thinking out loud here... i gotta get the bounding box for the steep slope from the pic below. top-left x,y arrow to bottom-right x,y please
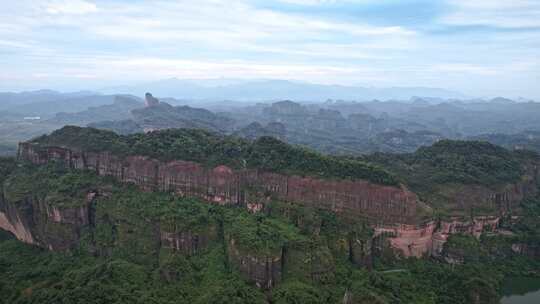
364,140 -> 540,216
15,126 -> 540,259
27,126 -> 399,185
0,164 -> 376,296
1,149 -> 539,303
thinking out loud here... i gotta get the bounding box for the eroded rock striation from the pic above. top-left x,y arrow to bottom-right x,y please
374,216 -> 501,258
13,140 -> 539,259
17,142 -> 420,225
0,188 -> 95,250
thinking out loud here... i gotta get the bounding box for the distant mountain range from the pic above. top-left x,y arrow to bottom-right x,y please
99,78 -> 467,101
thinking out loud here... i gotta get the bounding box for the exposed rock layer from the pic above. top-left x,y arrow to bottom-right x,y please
18,142 -> 420,225
374,216 -> 501,258
16,142 -> 540,258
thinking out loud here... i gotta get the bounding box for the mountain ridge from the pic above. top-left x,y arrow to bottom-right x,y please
99,78 -> 467,101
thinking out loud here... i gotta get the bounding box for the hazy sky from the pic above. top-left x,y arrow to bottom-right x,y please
1,0 -> 539,98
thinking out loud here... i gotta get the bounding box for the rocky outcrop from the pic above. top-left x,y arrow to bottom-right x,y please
0,193 -> 94,251
0,197 -> 35,245
145,92 -> 159,107
512,243 -> 540,258
132,99 -> 236,133
16,142 -> 539,261
160,227 -> 217,256
18,142 -> 421,225
349,237 -> 373,268
374,216 -> 501,258
442,181 -> 538,215
226,237 -> 282,289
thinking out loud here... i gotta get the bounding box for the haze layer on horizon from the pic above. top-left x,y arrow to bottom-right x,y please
1,0 -> 539,99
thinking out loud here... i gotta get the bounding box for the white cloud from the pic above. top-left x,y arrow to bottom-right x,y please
441,0 -> 540,28
276,0 -> 376,5
0,39 -> 33,49
0,0 -> 538,97
0,0 -> 416,64
81,0 -> 415,42
44,0 -> 97,15
277,0 -> 337,4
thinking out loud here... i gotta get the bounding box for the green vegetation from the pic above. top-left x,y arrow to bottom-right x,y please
0,157 -> 17,184
30,126 -> 398,185
248,136 -> 398,185
0,229 -> 264,304
224,211 -> 306,255
513,195 -> 540,245
2,162 -> 108,207
4,227 -> 538,304
1,150 -> 539,303
443,234 -> 483,263
363,139 -> 539,215
366,140 -> 524,188
413,140 -> 523,185
3,162 -> 63,203
471,131 -> 540,154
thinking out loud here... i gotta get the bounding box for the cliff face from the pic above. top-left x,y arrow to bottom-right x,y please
226,237 -> 283,289
160,229 -> 215,256
435,179 -> 539,215
0,196 -> 35,245
0,191 -> 93,250
16,142 -> 538,259
512,243 -> 540,258
374,216 -> 501,258
13,143 -> 540,264
18,142 -> 420,225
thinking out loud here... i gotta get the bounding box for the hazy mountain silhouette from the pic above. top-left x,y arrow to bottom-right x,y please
100,78 -> 466,101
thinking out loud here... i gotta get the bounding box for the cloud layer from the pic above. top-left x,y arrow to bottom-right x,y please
0,0 -> 538,98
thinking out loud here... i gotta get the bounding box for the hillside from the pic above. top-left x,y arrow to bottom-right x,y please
50,95 -> 143,125
1,160 -> 539,303
364,140 -> 540,215
470,131 -> 540,153
30,126 -> 398,186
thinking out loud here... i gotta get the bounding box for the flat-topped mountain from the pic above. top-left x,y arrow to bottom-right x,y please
1,126 -> 539,303
28,126 -> 398,186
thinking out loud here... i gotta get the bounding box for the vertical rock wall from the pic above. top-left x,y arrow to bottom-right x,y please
374,216 -> 501,258
17,143 -> 421,225
15,142 -> 536,259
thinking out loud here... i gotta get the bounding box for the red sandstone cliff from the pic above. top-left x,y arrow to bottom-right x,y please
17,142 -> 421,225
373,216 -> 501,258
15,142 -> 537,260
0,190 -> 94,250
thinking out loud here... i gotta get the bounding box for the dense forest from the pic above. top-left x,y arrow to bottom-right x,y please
1,163 -> 539,303
31,126 -> 398,186
2,0 -> 540,302
363,140 -> 529,187
361,140 -> 540,215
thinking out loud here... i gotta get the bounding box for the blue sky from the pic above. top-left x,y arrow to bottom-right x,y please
0,0 -> 539,98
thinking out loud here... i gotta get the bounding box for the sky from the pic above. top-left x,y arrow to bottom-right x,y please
0,0 -> 539,98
